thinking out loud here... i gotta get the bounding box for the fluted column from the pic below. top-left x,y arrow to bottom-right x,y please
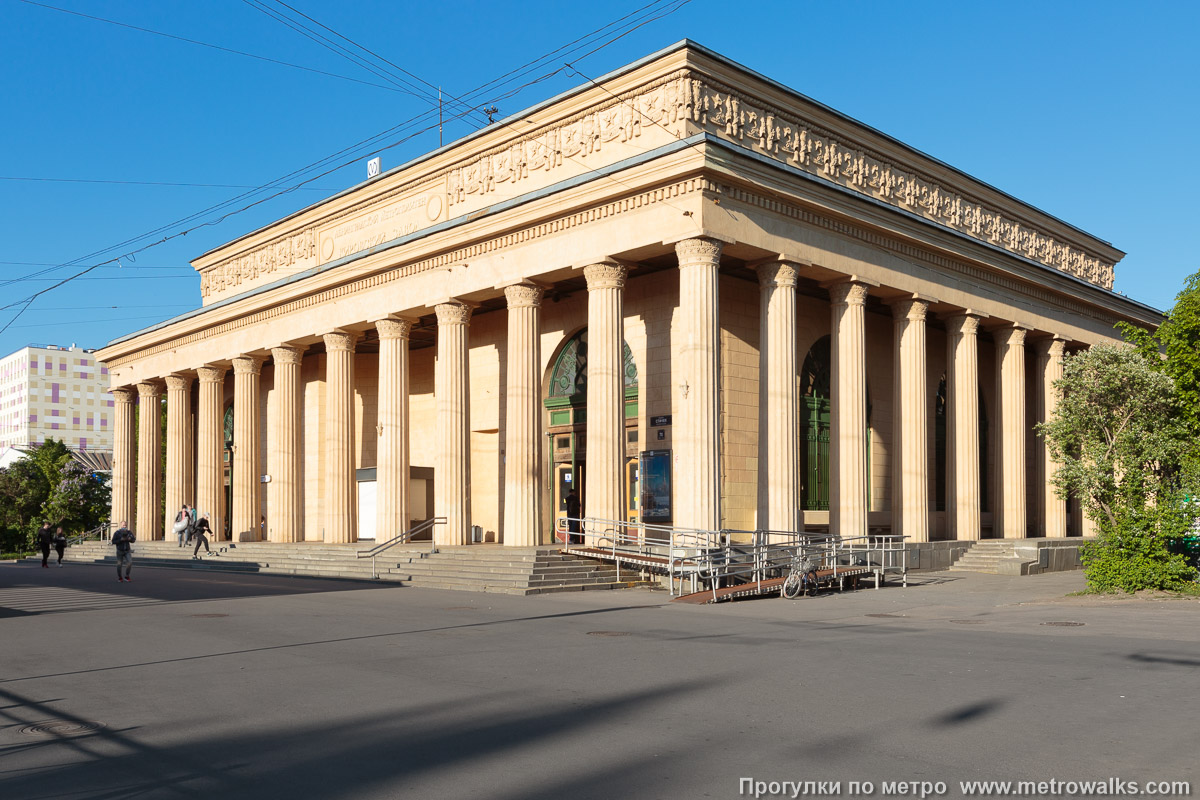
376,319 -> 413,541
503,285 -> 544,546
756,260 -> 800,534
323,332 -> 357,543
1036,337 -> 1067,538
136,381 -> 163,539
232,355 -> 263,542
676,238 -> 723,532
829,281 -> 869,541
435,303 -> 472,546
269,345 -> 303,543
890,298 -> 930,543
196,366 -> 226,537
996,326 -> 1028,539
946,314 -> 982,541
584,263 -> 627,537
111,387 -> 136,530
164,374 -> 191,530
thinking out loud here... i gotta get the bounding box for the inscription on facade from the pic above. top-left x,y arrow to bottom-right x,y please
318,190 -> 444,264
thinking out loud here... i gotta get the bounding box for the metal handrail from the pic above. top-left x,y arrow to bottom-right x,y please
66,522 -> 116,546
357,517 -> 446,578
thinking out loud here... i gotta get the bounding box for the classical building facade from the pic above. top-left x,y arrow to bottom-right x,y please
97,42 -> 1158,547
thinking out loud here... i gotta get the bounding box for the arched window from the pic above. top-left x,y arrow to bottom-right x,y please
543,329 -> 638,425
801,337 -> 832,511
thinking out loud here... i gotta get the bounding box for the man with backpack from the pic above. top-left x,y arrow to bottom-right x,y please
112,522 -> 136,583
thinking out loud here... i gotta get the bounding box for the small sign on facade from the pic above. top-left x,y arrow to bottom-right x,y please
650,415 -> 672,427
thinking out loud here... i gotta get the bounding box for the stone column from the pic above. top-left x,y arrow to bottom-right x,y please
269,345 -> 304,543
584,263 -> 627,535
136,381 -> 163,539
196,366 -> 226,538
889,298 -> 930,543
376,319 -> 413,541
995,326 -> 1028,539
945,314 -> 982,541
232,355 -> 263,542
164,374 -> 192,536
111,387 -> 136,530
756,260 -> 800,534
676,238 -> 723,532
1036,337 -> 1067,538
829,281 -> 870,541
503,285 -> 544,546
435,303 -> 472,546
323,332 -> 357,544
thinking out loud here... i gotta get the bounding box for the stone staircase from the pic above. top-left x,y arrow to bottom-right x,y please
946,540 -> 1019,574
46,540 -> 651,595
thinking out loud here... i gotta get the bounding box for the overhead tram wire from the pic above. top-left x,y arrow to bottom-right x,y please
0,176 -> 332,190
16,0 -> 410,94
0,1 -> 693,329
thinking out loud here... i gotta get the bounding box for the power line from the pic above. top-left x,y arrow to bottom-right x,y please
16,0 -> 410,94
0,176 -> 331,190
0,0 -> 692,334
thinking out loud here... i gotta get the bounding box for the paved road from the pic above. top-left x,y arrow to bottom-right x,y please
1,561 -> 1196,799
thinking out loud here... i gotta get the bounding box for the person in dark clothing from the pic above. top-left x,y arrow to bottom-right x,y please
565,490 -> 582,545
112,522 -> 135,583
53,527 -> 67,567
37,523 -> 53,568
192,513 -> 212,558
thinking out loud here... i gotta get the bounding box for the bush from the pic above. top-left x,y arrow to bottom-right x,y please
1080,498 -> 1199,592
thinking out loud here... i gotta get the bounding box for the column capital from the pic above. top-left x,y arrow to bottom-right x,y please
322,331 -> 357,353
754,260 -> 800,289
1033,335 -> 1068,357
435,302 -> 473,326
945,312 -> 986,336
232,354 -> 265,375
828,280 -> 870,307
583,262 -> 627,291
995,325 -> 1029,349
375,318 -> 416,340
674,237 -> 723,267
164,373 -> 192,393
111,386 -> 136,405
136,381 -> 163,399
888,297 -> 929,322
504,283 -> 544,308
197,364 -> 227,384
271,344 -> 304,365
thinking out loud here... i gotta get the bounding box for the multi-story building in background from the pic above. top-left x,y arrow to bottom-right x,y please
0,343 -> 113,467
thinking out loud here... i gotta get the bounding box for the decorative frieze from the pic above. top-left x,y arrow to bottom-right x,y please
200,228 -> 317,299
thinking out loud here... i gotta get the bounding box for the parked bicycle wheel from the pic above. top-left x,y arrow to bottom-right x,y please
782,572 -> 803,599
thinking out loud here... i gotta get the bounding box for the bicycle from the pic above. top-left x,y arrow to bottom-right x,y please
781,549 -> 820,599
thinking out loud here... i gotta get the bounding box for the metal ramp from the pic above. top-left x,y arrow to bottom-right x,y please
559,517 -> 908,603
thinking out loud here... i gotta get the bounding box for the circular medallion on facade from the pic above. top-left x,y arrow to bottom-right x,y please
321,237 -> 335,262
426,194 -> 443,221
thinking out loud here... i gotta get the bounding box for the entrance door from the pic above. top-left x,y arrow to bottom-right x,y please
554,462 -> 584,538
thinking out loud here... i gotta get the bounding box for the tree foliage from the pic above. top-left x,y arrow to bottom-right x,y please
0,438 -> 110,553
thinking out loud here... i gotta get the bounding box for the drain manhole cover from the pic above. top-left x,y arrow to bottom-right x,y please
20,721 -> 106,737
1042,621 -> 1085,627
866,613 -> 906,619
587,631 -> 630,637
949,619 -> 984,625
190,613 -> 229,618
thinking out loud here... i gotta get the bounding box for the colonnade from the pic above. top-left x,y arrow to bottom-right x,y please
108,238 -> 1073,546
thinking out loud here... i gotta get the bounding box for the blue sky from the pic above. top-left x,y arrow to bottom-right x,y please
1,0 -> 1196,356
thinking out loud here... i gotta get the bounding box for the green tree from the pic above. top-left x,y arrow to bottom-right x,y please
0,458 -> 49,553
1039,344 -> 1198,591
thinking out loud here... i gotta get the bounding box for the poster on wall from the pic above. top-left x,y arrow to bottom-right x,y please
639,449 -> 672,522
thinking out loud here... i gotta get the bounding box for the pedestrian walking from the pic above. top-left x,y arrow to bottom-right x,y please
53,526 -> 67,567
37,522 -> 53,568
566,490 -> 582,545
172,505 -> 190,547
112,522 -> 135,583
192,513 -> 212,558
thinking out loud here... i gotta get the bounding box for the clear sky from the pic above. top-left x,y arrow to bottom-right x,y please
1,0 -> 1196,357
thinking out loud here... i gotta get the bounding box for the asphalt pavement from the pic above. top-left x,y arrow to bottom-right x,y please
1,560 -> 1196,799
